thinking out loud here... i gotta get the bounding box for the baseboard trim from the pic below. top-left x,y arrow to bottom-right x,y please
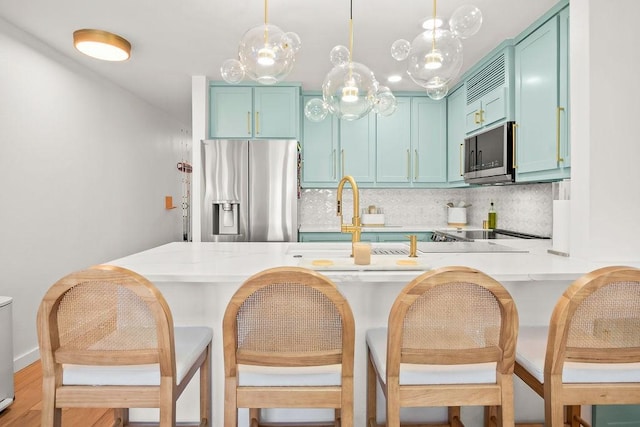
14,347 -> 39,371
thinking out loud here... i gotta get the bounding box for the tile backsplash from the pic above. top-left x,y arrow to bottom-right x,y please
299,183 -> 553,237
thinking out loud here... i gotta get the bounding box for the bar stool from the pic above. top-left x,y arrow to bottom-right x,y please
366,265 -> 518,427
37,264 -> 212,427
223,266 -> 355,427
515,265 -> 640,427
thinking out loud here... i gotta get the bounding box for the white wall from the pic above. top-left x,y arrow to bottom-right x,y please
570,0 -> 640,262
0,19 -> 188,369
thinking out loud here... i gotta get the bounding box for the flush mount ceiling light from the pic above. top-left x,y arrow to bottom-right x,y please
391,0 -> 482,100
73,29 -> 131,61
303,0 -> 397,122
220,0 -> 301,85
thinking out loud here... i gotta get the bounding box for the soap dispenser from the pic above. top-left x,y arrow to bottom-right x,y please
488,202 -> 497,229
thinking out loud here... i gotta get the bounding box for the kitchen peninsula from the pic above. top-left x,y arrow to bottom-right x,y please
108,240 -> 627,427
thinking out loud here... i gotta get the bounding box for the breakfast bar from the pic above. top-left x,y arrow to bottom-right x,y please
108,240 -> 616,427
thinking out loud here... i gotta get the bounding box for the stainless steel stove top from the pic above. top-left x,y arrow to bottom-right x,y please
433,229 -> 550,242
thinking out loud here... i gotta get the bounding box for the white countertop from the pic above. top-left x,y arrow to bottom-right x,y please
108,240 -> 617,284
106,240 -> 638,427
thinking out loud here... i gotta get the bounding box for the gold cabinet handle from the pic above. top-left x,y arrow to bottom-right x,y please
255,112 -> 260,134
247,112 -> 251,135
556,107 -> 565,163
474,111 -> 481,124
406,149 -> 410,180
341,149 -> 345,177
332,149 -> 336,179
512,123 -> 518,169
459,143 -> 464,176
479,109 -> 484,124
414,149 -> 419,180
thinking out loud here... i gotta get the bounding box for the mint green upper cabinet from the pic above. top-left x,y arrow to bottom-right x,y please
447,87 -> 467,185
253,87 -> 299,138
340,113 -> 376,183
376,97 -> 411,183
209,86 -> 253,138
515,7 -> 570,182
464,48 -> 514,134
376,97 -> 445,185
300,96 -> 374,186
301,96 -> 339,185
412,98 -> 447,183
209,85 -> 299,139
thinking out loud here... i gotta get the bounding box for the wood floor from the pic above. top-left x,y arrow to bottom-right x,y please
0,361 -> 113,427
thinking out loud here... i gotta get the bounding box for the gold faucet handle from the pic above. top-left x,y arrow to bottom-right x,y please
405,234 -> 418,258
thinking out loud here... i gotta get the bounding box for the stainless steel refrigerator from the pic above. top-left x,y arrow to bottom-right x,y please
201,139 -> 298,242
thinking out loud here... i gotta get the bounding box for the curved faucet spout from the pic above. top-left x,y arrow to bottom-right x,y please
337,175 -> 361,254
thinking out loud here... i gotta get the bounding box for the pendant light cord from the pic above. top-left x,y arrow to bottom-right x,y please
264,0 -> 269,44
431,0 -> 437,51
349,0 -> 353,63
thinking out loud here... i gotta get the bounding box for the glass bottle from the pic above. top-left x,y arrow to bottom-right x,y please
488,202 -> 497,229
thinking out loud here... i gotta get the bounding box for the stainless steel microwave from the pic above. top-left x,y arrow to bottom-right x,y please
463,121 -> 516,184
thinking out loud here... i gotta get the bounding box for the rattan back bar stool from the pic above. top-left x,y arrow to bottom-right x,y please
37,264 -> 212,427
366,265 -> 519,427
223,266 -> 355,427
515,265 -> 640,427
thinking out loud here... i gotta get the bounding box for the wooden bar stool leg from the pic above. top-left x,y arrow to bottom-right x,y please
485,406 -> 499,427
113,408 -> 129,426
249,408 -> 260,427
449,406 -> 462,426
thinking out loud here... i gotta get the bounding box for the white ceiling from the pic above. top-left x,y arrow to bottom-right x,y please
0,0 -> 560,125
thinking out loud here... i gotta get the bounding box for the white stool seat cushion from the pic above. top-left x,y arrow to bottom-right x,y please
63,326 -> 212,387
366,327 -> 496,386
238,364 -> 342,387
516,325 -> 640,384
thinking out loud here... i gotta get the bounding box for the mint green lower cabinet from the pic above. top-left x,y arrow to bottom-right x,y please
298,232 -> 375,242
376,232 -> 432,242
298,232 -> 432,243
593,405 -> 640,426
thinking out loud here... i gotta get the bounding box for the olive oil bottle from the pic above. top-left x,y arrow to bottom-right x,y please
488,202 -> 497,229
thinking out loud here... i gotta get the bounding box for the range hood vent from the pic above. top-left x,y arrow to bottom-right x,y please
466,53 -> 506,105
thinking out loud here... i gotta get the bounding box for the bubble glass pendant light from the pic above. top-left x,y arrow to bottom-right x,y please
220,0 -> 301,85
305,0 -> 396,122
391,0 -> 482,99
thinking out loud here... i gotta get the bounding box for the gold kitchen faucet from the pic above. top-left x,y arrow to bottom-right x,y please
337,175 -> 361,257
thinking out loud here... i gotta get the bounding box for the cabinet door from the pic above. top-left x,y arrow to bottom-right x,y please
209,86 -> 253,138
340,113 -> 376,182
376,97 -> 412,183
377,232 -> 432,242
515,16 -> 561,175
412,98 -> 447,183
301,96 -> 339,185
465,99 -> 483,134
253,86 -> 299,138
447,88 -> 467,184
482,87 -> 508,128
559,7 -> 570,168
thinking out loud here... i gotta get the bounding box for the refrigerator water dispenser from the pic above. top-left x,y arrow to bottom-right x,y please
212,202 -> 239,235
